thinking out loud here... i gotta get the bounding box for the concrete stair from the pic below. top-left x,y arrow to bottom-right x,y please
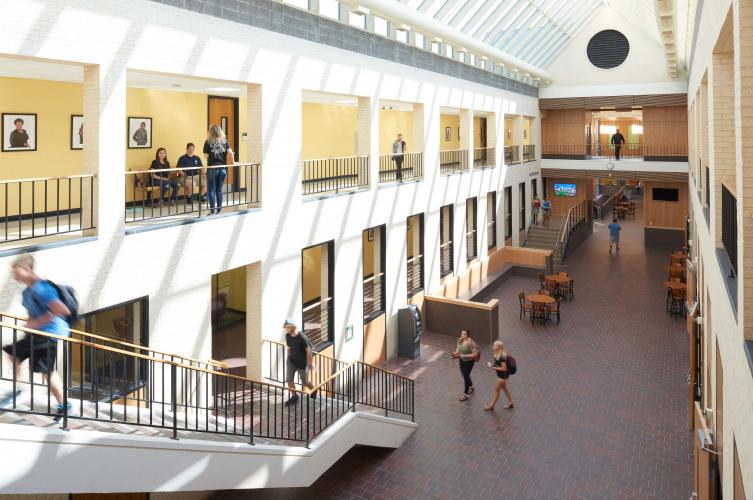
523,215 -> 564,251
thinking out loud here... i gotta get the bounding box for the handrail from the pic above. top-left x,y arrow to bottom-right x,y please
301,154 -> 369,163
597,185 -> 626,220
126,163 -> 254,176
362,272 -> 385,284
0,173 -> 96,185
554,198 -> 592,263
406,254 -> 423,264
521,204 -> 539,247
0,322 -> 415,445
302,296 -> 332,313
0,312 -> 228,370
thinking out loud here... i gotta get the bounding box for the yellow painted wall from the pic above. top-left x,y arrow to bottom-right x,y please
379,109 -> 413,155
363,230 -> 375,277
440,114 -> 460,150
301,103 -> 357,159
216,266 -> 247,312
303,244 -> 323,303
504,118 -> 516,144
523,117 -> 533,145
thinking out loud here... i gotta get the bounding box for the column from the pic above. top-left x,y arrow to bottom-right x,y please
412,103 -> 425,178
246,84 -> 263,206
487,112 -> 498,168
357,96 -> 378,185
245,261 -> 263,379
514,115 -> 524,164
83,63 -> 126,240
460,109 -> 473,170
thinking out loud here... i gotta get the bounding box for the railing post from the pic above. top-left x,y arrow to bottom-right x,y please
249,381 -> 255,445
62,340 -> 69,430
171,363 -> 178,440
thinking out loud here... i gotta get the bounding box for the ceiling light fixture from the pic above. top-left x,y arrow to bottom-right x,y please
206,87 -> 238,92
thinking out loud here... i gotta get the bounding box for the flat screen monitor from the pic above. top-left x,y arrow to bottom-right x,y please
652,188 -> 679,202
553,183 -> 577,197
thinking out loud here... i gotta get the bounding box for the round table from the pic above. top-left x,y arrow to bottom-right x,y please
663,281 -> 687,290
545,274 -> 570,284
527,294 -> 555,324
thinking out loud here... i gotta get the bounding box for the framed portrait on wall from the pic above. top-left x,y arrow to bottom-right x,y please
507,128 -> 512,140
71,115 -> 84,150
367,228 -> 375,242
523,129 -> 528,140
2,113 -> 37,152
444,126 -> 451,141
128,116 -> 152,149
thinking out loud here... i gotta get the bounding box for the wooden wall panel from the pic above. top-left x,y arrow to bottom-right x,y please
644,181 -> 688,229
541,108 -> 588,147
643,105 -> 689,149
363,314 -> 386,365
545,178 -> 593,215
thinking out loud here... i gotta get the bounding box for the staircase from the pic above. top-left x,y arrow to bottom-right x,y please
523,215 -> 564,251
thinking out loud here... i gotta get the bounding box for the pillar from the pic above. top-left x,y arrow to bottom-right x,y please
245,261 -> 263,379
460,109 -> 473,170
357,96 -> 378,186
246,84 -> 263,206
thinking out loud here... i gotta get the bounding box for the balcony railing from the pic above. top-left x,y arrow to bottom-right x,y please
406,254 -> 424,297
125,163 -> 260,224
0,174 -> 96,244
466,230 -> 477,261
303,296 -> 332,351
0,322 -> 414,448
440,149 -> 469,174
504,146 -> 520,165
378,152 -> 423,183
363,273 -> 385,322
541,144 -> 688,162
523,144 -> 536,162
473,147 -> 495,169
302,156 -> 369,195
439,241 -> 453,278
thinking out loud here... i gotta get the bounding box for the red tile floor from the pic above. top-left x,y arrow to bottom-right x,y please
216,202 -> 693,499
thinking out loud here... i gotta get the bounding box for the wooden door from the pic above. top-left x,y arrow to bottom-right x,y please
694,402 -> 714,500
364,314 -> 386,365
208,96 -> 239,187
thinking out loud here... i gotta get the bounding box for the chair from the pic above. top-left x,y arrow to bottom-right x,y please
538,289 -> 551,296
538,272 -> 546,289
530,301 -> 548,325
518,292 -> 531,319
558,272 -> 568,277
627,205 -> 636,220
562,279 -> 574,301
669,288 -> 686,316
545,277 -> 557,295
546,297 -> 562,324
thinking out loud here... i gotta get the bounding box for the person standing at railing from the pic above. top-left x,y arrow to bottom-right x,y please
392,133 -> 407,181
283,319 -> 317,406
203,125 -> 235,216
451,329 -> 478,402
611,128 -> 626,161
149,148 -> 179,205
1,255 -> 71,421
176,143 -> 206,203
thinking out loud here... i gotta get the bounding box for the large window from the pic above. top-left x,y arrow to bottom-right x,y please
407,213 -> 424,297
519,182 -> 526,232
487,192 -> 497,249
363,225 -> 386,323
302,241 -> 335,351
466,197 -> 477,262
721,185 -> 737,275
504,186 -> 512,240
440,204 -> 454,278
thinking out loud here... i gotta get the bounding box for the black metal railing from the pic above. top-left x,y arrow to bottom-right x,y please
541,144 -> 688,161
523,144 -> 536,162
302,156 -> 369,195
554,198 -> 593,263
473,147 -> 495,168
363,273 -> 385,322
439,242 -> 453,278
0,174 -> 96,243
466,230 -> 477,261
125,163 -> 260,224
721,185 -> 737,276
595,185 -> 626,220
504,146 -> 520,165
303,297 -> 332,352
406,254 -> 424,297
0,322 -> 414,448
440,149 -> 468,174
378,152 -> 423,183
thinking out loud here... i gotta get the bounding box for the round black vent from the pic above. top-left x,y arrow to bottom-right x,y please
587,30 -> 630,69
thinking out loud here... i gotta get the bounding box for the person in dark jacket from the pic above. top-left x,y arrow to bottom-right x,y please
611,129 -> 626,160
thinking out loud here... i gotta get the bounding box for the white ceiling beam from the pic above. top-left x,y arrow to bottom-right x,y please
653,0 -> 678,77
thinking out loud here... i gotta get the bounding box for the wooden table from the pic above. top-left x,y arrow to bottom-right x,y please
527,294 -> 555,325
663,281 -> 687,290
545,275 -> 570,297
671,252 -> 688,260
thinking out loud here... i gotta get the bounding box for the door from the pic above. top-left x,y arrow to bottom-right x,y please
208,96 -> 239,188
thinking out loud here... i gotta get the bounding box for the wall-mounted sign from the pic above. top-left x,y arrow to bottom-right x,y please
345,324 -> 353,342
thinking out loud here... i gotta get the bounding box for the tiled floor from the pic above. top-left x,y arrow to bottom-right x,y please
219,198 -> 693,499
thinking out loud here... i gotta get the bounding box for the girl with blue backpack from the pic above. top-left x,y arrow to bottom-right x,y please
484,340 -> 516,411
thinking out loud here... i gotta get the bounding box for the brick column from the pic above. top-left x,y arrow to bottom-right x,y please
487,111 -> 498,168
83,63 -> 125,240
245,261 -> 263,379
514,116 -> 524,164
246,84 -> 262,207
710,51 -> 735,244
412,103 -> 425,177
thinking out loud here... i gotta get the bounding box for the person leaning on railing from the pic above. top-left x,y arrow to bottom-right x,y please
176,142 -> 207,203
0,254 -> 71,421
149,148 -> 179,205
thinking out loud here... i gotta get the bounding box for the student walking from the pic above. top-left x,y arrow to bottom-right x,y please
392,133 -> 406,181
452,329 -> 478,401
608,217 -> 622,254
611,128 -> 626,160
541,196 -> 552,226
484,340 -> 514,411
203,125 -> 235,215
283,319 -> 317,406
1,255 -> 72,421
532,195 -> 541,225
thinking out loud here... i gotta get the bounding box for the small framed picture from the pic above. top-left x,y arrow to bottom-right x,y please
71,115 -> 84,150
507,128 -> 512,140
367,228 -> 375,242
2,113 -> 37,152
128,116 -> 152,149
523,129 -> 528,140
444,126 -> 451,141
457,127 -> 461,140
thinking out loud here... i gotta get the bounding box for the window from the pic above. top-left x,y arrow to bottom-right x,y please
458,52 -> 466,63
466,197 -> 478,262
445,44 -> 454,59
319,0 -> 339,19
374,16 -> 388,36
363,226 -> 386,322
348,11 -> 366,29
430,41 -> 441,54
440,204 -> 454,278
414,32 -> 425,49
704,166 -> 710,207
302,241 -> 335,351
721,185 -> 737,276
519,182 -> 526,231
504,186 -> 512,240
407,214 -> 424,297
396,29 -> 408,44
470,53 -> 476,66
285,0 -> 309,9
487,192 -> 497,249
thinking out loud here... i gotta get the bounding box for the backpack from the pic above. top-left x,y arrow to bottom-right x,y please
473,341 -> 481,362
46,281 -> 79,325
505,354 -> 517,375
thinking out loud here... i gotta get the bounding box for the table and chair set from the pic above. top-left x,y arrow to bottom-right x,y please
664,250 -> 688,316
518,272 -> 574,325
614,201 -> 636,220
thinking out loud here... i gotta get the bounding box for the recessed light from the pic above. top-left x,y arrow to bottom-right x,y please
206,87 -> 237,92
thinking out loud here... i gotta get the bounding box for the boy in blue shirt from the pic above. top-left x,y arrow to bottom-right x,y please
608,218 -> 622,254
1,254 -> 71,420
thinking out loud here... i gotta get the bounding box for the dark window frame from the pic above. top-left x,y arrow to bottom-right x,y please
504,186 -> 512,240
302,240 -> 335,352
440,204 -> 454,278
363,225 -> 387,323
407,213 -> 425,298
466,197 -> 478,262
487,192 -> 497,249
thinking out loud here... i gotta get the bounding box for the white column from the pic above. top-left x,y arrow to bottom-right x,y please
460,109 -> 473,170
357,96 -> 378,186
412,103 -> 425,179
246,84 -> 262,206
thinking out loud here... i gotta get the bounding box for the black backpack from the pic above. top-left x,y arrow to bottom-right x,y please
46,281 -> 79,325
506,354 -> 517,375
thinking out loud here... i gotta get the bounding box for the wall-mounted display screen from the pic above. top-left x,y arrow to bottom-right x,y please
652,188 -> 679,202
553,183 -> 577,197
